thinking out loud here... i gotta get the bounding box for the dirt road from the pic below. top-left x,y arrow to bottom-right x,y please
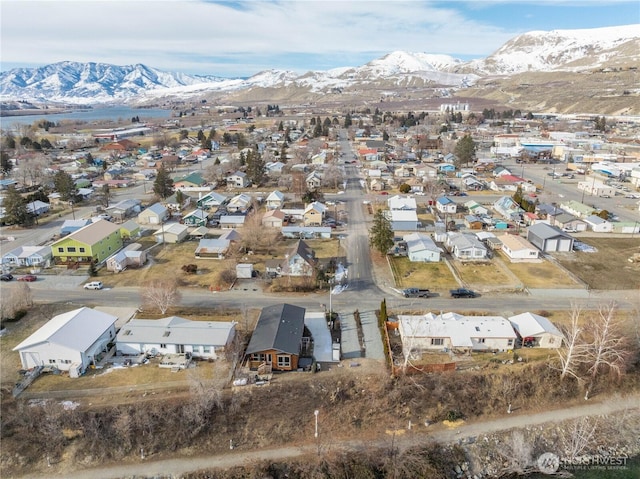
16,393 -> 640,479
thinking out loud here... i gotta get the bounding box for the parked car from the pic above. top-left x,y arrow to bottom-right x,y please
402,287 -> 431,298
450,288 -> 477,298
17,274 -> 37,282
83,281 -> 104,290
0,273 -> 14,281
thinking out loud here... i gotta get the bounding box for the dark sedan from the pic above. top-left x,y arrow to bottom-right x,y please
450,288 -> 477,298
0,273 -> 14,281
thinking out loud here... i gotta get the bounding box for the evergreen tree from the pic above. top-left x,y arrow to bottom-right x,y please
245,149 -> 265,186
344,113 -> 352,128
1,151 -> 13,175
53,170 -> 77,201
383,130 -> 389,141
2,186 -> 31,226
153,164 -> 174,199
369,209 -> 394,255
454,134 -> 476,166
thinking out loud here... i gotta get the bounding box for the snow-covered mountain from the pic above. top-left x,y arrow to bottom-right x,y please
1,25 -> 637,105
465,24 -> 640,75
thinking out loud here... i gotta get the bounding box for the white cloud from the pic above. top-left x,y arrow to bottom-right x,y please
0,0 -> 537,76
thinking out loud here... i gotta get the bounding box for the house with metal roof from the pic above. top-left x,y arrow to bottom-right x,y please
153,222 -> 189,244
445,232 -> 488,260
2,245 -> 52,267
499,233 -> 539,262
508,312 -> 563,349
194,238 -> 230,259
106,243 -> 146,272
196,191 -> 228,209
245,304 -> 308,371
583,214 -> 613,233
137,202 -> 169,225
13,307 -> 117,376
116,316 -> 236,360
266,190 -> 286,210
397,311 -> 517,354
436,196 -> 457,215
388,210 -> 419,231
403,233 -> 441,262
183,208 -> 210,227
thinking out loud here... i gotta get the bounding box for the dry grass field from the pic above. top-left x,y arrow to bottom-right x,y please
497,252 -> 582,289
96,237 -> 345,290
453,260 -> 516,288
389,257 -> 458,291
554,237 -> 640,290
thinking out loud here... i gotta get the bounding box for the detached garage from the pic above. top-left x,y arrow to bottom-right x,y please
526,223 -> 574,253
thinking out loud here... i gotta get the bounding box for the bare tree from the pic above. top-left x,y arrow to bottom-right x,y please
559,416 -> 599,461
322,163 -> 344,189
556,303 -> 589,381
239,211 -> 263,253
140,279 -> 181,314
584,302 -> 631,399
0,282 -> 33,320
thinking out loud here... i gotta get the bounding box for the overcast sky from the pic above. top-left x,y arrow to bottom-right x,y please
1,0 -> 638,77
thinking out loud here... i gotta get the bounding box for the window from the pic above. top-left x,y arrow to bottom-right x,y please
251,353 -> 266,362
67,247 -> 76,253
160,343 -> 167,349
277,355 -> 291,368
49,359 -> 57,364
507,339 -> 514,346
192,345 -> 200,353
79,247 -> 85,253
430,338 -> 444,346
478,338 -> 486,343
61,359 -> 72,364
549,338 -> 555,345
58,247 -> 64,253
203,346 -> 211,353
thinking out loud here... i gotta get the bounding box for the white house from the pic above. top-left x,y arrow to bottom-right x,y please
13,307 -> 117,376
499,234 -> 540,262
2,245 -> 52,267
398,312 -> 517,354
403,233 -> 441,262
26,200 -> 50,216
116,316 -> 236,360
445,232 -> 488,260
436,196 -> 457,215
583,215 -> 613,233
226,171 -> 249,188
509,312 -> 563,349
226,193 -> 252,213
388,195 -> 417,211
265,190 -> 285,210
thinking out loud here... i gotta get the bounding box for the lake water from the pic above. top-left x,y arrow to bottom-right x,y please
0,106 -> 174,128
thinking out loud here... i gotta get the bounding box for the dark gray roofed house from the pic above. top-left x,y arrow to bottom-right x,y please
527,223 -> 574,252
245,304 -> 307,371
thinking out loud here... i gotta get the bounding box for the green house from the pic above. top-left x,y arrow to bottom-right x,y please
51,219 -> 123,265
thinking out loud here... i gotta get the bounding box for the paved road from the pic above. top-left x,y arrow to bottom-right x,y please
16,393 -> 640,479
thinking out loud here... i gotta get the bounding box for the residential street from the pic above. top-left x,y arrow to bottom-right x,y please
16,393 -> 640,479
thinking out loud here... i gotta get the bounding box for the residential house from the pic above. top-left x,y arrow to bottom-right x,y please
116,316 -> 236,360
403,233 -> 441,262
219,215 -> 246,229
137,203 -> 169,225
445,232 -> 488,260
13,307 -> 117,376
550,213 -> 587,232
265,161 -> 286,175
26,200 -> 50,216
226,171 -> 249,188
493,196 -> 524,221
265,190 -> 285,210
154,222 -> 189,244
119,219 -> 141,240
196,191 -> 228,209
560,200 -> 595,219
464,200 -> 489,217
388,195 -> 417,211
106,243 -> 146,272
60,219 -> 92,236
499,234 -> 540,262
182,208 -> 210,227
51,219 -> 123,265
405,178 -> 424,193
527,223 -> 574,253
245,304 -> 307,371
583,215 -> 613,233
509,312 -> 563,349
303,202 -> 326,226
194,238 -> 230,259
306,172 -> 322,191
2,245 -> 52,268
106,199 -> 142,222
388,210 -> 419,232
397,311 -> 517,354
268,240 -> 316,277
173,172 -> 207,189
226,193 -> 252,213
370,178 -> 386,191
281,226 -> 332,239
436,196 -> 457,215
464,215 -> 484,230
262,209 -> 286,228
164,192 -> 191,212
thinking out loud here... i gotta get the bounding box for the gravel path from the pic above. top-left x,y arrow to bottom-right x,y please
16,393 -> 639,479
